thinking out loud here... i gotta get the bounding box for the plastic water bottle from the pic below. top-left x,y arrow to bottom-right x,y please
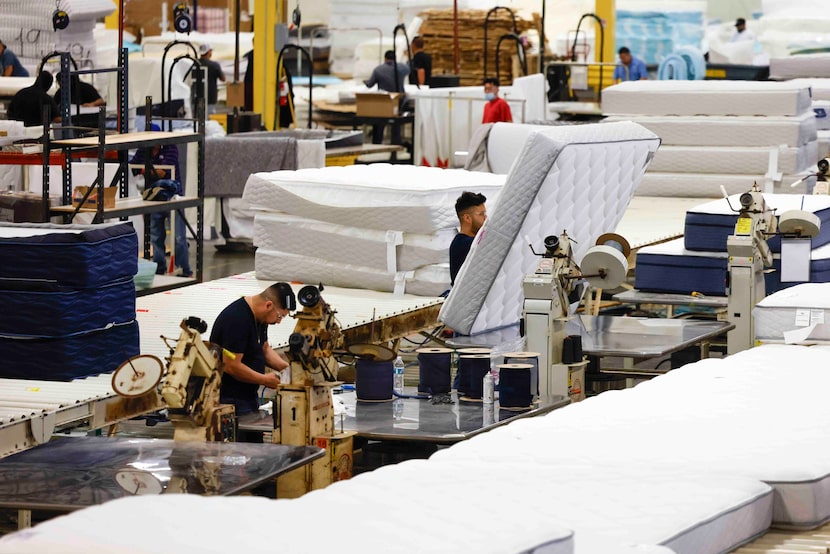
393,356 -> 405,394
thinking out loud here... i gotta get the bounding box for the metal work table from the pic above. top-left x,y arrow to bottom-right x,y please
0,436 -> 323,528
239,390 -> 570,445
614,289 -> 728,317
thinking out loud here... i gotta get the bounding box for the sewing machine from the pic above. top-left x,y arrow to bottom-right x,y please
726,185 -> 821,354
522,232 -> 629,401
275,284 -> 354,497
112,316 -> 235,442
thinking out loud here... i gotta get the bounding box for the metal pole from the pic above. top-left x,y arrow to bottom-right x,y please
453,0 -> 459,75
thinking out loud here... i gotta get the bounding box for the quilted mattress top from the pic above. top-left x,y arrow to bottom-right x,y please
756,282 -> 830,308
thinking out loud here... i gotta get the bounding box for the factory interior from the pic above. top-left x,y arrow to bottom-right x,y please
3,0 -> 830,552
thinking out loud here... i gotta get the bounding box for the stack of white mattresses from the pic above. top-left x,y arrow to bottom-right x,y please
754,282 -> 830,344
604,80 -> 819,197
242,164 -> 505,296
634,194 -> 830,296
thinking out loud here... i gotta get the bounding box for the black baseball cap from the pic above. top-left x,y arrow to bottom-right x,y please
735,18 -> 746,27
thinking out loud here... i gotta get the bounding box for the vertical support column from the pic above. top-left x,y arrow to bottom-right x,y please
118,47 -> 130,200
253,0 -> 286,129
94,105 -> 106,224
60,53 -> 73,209
196,97 -> 205,282
595,0 -> 616,87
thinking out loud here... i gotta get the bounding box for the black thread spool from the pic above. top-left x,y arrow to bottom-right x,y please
458,354 -> 491,401
416,347 -> 453,395
497,363 -> 534,409
354,359 -> 393,401
504,351 -> 540,399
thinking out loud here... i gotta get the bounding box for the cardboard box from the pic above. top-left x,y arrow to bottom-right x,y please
355,92 -> 403,118
71,186 -> 116,209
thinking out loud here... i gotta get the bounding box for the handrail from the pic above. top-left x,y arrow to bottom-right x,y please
392,23 -> 415,92
484,6 -> 518,79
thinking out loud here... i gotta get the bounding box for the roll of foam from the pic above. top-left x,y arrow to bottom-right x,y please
355,359 -> 393,401
458,354 -> 491,399
504,351 -> 540,398
498,363 -> 534,408
417,347 -> 453,395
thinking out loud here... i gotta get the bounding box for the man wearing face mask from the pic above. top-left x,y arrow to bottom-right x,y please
481,77 -> 512,124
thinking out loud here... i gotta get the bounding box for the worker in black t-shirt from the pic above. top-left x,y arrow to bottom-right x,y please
449,191 -> 488,286
7,71 -> 61,126
408,35 -> 432,87
197,43 -> 226,114
54,72 -> 104,108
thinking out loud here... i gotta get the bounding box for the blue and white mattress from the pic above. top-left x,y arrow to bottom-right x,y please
684,195 -> 830,252
0,276 -> 136,338
0,222 -> 138,287
0,320 -> 139,381
441,121 -> 660,335
635,238 -> 830,296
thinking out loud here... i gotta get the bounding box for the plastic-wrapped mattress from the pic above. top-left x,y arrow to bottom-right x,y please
255,249 -> 449,297
440,121 -> 660,335
252,212 -> 452,272
754,283 -> 830,343
0,222 -> 138,287
242,164 -> 506,233
637,172 -> 813,197
604,112 -> 817,147
647,142 -> 817,175
432,343 -> 830,529
603,80 -> 812,117
684,194 -> 830,252
0,320 -> 139,381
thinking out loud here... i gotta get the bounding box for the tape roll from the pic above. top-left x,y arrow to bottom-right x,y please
580,245 -> 629,289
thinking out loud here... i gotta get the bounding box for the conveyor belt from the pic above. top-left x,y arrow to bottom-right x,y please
135,272 -> 444,360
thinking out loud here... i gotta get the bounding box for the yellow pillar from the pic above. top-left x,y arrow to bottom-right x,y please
105,6 -> 120,30
253,0 -> 287,129
595,0 -> 616,90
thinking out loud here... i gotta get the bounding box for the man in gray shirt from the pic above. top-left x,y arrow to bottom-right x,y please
363,50 -> 409,144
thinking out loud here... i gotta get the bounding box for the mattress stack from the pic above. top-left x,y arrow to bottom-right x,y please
787,78 -> 830,156
635,194 -> 830,296
603,80 -> 819,197
0,222 -> 140,381
242,165 -> 506,296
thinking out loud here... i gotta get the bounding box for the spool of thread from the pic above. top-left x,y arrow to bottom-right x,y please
497,363 -> 533,408
457,354 -> 491,399
416,347 -> 453,395
354,358 -> 394,401
562,335 -> 583,364
504,351 -> 540,398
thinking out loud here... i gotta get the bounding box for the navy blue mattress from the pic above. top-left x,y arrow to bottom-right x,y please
684,196 -> 830,253
635,240 -> 830,297
0,320 -> 140,381
0,276 -> 136,338
0,222 -> 138,287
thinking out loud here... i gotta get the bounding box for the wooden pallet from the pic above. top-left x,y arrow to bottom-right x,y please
733,522 -> 830,553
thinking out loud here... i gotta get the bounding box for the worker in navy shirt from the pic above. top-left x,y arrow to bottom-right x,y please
0,40 -> 29,77
613,46 -> 648,83
449,191 -> 488,285
210,283 -> 296,416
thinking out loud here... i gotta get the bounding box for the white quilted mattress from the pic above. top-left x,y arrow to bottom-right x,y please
754,283 -> 830,343
789,78 -> 830,101
252,212 -> 452,273
255,248 -> 449,297
241,165 -> 506,234
771,54 -> 830,80
648,142 -> 817,175
440,121 -> 660,335
433,344 -> 830,528
603,113 -> 817,147
603,80 -> 813,117
638,172 -> 813,197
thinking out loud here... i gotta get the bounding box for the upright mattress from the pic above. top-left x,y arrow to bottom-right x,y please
647,142 -> 817,175
684,194 -> 830,252
754,283 -> 830,343
0,222 -> 138,287
431,344 -> 830,529
603,80 -> 813,117
441,121 -> 660,335
603,113 -> 817,147
634,238 -> 830,296
252,212 -> 452,272
637,172 -> 813,197
242,165 -> 506,233
255,248 -> 449,297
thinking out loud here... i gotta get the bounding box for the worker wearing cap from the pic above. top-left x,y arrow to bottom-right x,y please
197,43 -> 225,114
0,40 -> 28,77
731,18 -> 755,43
210,283 -> 295,416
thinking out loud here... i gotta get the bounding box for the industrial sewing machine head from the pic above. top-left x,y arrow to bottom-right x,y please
724,184 -> 822,354
285,284 -> 343,386
523,232 -> 580,320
